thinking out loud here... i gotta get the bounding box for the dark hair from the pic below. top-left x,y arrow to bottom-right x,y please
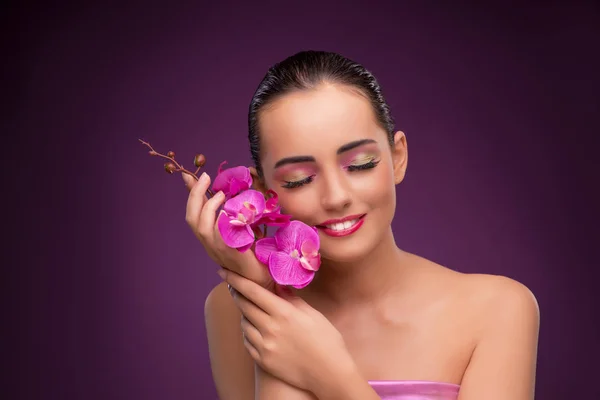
248,50 -> 396,177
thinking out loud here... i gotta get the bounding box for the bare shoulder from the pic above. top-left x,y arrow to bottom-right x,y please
205,282 -> 255,400
445,275 -> 540,397
205,281 -> 237,319
411,253 -> 539,329
451,272 -> 540,333
462,273 -> 538,312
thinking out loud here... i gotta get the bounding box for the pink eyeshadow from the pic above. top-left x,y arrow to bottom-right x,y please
340,149 -> 380,167
340,142 -> 381,163
274,165 -> 317,181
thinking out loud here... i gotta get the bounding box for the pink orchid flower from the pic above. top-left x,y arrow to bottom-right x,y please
217,189 -> 291,252
255,220 -> 321,289
212,161 -> 253,199
217,189 -> 266,252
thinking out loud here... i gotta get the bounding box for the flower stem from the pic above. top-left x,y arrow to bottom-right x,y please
139,138 -> 214,197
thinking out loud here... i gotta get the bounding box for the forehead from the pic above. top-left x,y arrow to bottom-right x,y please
258,84 -> 384,164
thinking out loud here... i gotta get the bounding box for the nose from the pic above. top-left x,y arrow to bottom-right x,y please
320,169 -> 352,211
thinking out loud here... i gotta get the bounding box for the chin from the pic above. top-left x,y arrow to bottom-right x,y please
319,243 -> 371,264
318,229 -> 386,264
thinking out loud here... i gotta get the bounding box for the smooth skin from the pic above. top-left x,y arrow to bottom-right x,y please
183,83 -> 540,399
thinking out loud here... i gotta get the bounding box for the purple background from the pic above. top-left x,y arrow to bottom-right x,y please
8,1 -> 599,399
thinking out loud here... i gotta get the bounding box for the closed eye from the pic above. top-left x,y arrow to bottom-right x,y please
282,175 -> 315,189
346,159 -> 380,171
281,159 -> 379,189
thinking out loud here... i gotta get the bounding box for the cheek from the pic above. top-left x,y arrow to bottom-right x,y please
276,194 -> 319,223
354,161 -> 396,204
354,163 -> 397,226
266,181 -> 318,222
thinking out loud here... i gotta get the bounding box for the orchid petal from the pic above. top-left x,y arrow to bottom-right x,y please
231,165 -> 253,185
228,180 -> 241,197
255,237 -> 278,265
223,190 -> 266,216
229,219 -> 246,226
268,252 -> 315,288
212,163 -> 253,198
291,279 -> 313,290
237,242 -> 253,253
275,220 -> 320,253
299,253 -> 321,271
239,205 -> 256,224
301,239 -> 319,258
254,212 -> 292,227
217,161 -> 228,175
265,189 -> 280,212
217,211 -> 254,249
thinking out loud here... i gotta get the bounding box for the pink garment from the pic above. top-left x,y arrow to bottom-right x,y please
368,380 -> 460,400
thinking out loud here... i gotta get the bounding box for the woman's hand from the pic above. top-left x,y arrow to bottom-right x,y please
218,268 -> 359,396
183,172 -> 273,288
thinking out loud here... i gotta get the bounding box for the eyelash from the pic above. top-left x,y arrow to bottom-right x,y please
346,159 -> 380,171
282,160 -> 380,189
282,175 -> 315,189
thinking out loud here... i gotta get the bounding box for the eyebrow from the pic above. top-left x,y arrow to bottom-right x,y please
273,139 -> 377,169
336,139 -> 377,154
274,155 -> 315,169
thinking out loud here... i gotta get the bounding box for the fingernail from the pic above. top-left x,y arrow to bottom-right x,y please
199,172 -> 208,184
217,269 -> 226,279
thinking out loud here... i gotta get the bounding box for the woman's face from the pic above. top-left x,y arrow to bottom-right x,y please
257,83 -> 407,263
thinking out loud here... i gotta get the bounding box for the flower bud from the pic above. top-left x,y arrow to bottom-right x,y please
164,162 -> 177,174
167,151 -> 175,158
148,150 -> 157,155
194,154 -> 206,168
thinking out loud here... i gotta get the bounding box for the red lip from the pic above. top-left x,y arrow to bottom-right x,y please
316,214 -> 366,238
318,214 -> 365,226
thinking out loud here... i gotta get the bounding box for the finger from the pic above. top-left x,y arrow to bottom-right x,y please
230,286 -> 271,330
181,172 -> 196,191
275,284 -> 311,311
185,173 -> 211,227
223,269 -> 289,316
242,331 -> 261,362
240,315 -> 263,350
198,190 -> 226,239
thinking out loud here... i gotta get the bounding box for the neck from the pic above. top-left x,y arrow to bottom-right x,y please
306,227 -> 409,306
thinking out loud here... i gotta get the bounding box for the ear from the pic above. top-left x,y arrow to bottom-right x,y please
391,131 -> 408,185
248,166 -> 269,194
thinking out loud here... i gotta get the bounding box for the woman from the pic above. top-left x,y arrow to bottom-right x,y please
182,51 -> 540,399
